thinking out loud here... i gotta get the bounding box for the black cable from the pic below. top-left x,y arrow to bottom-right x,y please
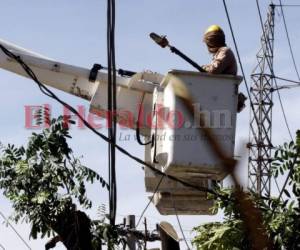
276,5 -> 300,7
222,0 -> 272,147
275,84 -> 293,140
272,1 -> 296,142
171,193 -> 191,250
274,178 -> 284,202
136,93 -> 153,146
0,44 -> 222,200
274,84 -> 300,91
0,210 -> 31,250
111,0 -> 117,228
107,0 -> 112,227
107,0 -> 117,226
278,0 -> 300,81
274,76 -> 300,85
136,175 -> 165,228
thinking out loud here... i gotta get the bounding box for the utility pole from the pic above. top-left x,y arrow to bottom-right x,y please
125,215 -> 136,250
248,4 -> 275,197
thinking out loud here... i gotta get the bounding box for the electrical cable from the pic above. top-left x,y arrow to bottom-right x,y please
222,0 -> 272,147
0,44 -> 221,200
274,178 -> 284,202
268,75 -> 300,91
0,243 -> 5,250
135,175 -> 165,228
107,0 -> 117,226
278,0 -> 300,81
0,210 -> 31,250
111,0 -> 118,228
273,84 -> 300,91
273,75 -> 300,85
275,5 -> 300,7
107,0 -> 113,227
171,193 -> 191,250
273,2 -> 298,140
275,84 -> 293,140
136,93 -> 153,146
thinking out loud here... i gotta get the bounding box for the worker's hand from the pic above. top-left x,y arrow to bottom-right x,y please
237,92 -> 247,113
201,65 -> 208,72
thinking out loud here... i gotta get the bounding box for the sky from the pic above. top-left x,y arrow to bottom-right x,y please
0,0 -> 300,249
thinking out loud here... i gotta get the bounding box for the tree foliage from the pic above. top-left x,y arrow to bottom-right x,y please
193,131 -> 300,250
0,115 -> 124,249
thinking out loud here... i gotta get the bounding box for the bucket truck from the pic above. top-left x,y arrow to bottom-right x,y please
0,38 -> 242,215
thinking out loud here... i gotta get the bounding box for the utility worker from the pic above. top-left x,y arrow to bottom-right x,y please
202,25 -> 237,75
202,25 -> 246,112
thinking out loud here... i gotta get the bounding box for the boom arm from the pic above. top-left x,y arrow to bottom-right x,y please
0,38 -> 163,136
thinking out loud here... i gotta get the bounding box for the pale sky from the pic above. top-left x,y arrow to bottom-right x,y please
0,0 -> 300,249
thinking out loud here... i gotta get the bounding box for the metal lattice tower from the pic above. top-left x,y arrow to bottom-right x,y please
248,5 -> 275,197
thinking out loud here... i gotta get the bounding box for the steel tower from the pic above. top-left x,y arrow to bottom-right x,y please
248,5 -> 275,197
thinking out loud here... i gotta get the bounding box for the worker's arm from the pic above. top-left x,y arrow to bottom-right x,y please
202,47 -> 231,74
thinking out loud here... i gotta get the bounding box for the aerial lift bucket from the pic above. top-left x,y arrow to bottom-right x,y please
145,70 -> 242,215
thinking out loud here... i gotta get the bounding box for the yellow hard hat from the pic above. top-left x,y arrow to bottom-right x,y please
205,25 -> 223,34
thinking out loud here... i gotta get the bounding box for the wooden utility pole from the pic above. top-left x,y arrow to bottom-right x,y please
125,215 -> 136,250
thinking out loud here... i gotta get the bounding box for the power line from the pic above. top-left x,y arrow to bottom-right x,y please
273,75 -> 300,85
0,210 -> 31,250
0,243 -> 5,250
274,84 -> 300,90
278,0 -> 300,81
274,178 -> 284,202
171,194 -> 191,250
274,4 -> 300,7
136,175 -> 165,228
222,0 -> 272,147
275,84 -> 293,140
107,0 -> 118,226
